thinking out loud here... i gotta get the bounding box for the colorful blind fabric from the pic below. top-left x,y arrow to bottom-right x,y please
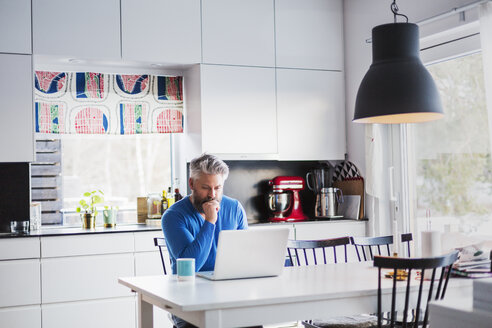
34,71 -> 183,134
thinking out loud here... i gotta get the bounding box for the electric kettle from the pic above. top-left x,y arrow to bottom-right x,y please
320,187 -> 343,218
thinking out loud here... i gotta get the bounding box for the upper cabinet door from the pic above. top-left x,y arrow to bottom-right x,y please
275,0 -> 343,70
202,0 -> 275,67
121,0 -> 201,64
0,0 -> 32,54
32,0 -> 120,60
0,54 -> 34,162
201,65 -> 277,155
277,69 -> 346,160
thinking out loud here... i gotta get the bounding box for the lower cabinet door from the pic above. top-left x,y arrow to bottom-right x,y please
41,253 -> 134,303
0,305 -> 41,328
0,259 -> 40,307
42,297 -> 135,328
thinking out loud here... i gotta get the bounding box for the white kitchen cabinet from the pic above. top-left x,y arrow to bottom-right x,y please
276,69 -> 346,160
32,0 -> 120,60
0,306 -> 41,328
202,0 -> 275,67
0,0 -> 31,54
200,64 -> 277,157
42,297 -> 135,328
121,0 -> 201,64
41,253 -> 134,303
0,259 -> 40,308
294,221 -> 365,241
275,0 -> 344,70
0,54 -> 34,162
250,223 -> 296,240
134,231 -> 163,252
41,233 -> 134,258
0,237 -> 40,260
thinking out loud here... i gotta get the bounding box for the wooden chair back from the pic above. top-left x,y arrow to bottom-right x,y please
153,237 -> 169,275
287,236 -> 351,266
374,251 -> 459,328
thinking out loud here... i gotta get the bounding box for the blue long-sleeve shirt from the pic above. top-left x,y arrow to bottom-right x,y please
161,195 -> 248,274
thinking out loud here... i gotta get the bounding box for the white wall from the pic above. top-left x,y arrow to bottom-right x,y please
343,0 -> 477,234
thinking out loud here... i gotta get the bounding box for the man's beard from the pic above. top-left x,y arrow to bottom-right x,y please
191,194 -> 222,214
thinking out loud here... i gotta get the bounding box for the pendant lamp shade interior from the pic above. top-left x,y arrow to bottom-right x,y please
353,23 -> 444,124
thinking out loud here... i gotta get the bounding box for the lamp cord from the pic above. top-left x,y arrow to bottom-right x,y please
391,0 -> 409,23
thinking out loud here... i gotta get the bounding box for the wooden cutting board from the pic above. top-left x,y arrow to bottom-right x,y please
333,177 -> 364,220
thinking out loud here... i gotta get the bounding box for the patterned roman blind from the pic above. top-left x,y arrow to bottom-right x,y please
34,71 -> 183,134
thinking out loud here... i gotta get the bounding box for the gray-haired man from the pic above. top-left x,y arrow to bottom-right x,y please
162,154 -> 261,328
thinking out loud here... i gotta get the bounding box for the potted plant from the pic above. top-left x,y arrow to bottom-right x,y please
76,190 -> 104,228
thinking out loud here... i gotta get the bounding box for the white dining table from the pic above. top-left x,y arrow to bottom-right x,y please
118,262 -> 472,328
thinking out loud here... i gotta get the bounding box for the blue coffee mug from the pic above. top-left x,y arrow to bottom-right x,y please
177,258 -> 195,281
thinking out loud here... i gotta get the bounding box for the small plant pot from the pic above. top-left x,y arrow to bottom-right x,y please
103,209 -> 117,228
81,213 -> 95,229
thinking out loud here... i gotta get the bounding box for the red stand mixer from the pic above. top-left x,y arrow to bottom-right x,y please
266,176 -> 309,222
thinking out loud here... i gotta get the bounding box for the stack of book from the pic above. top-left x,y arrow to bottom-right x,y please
451,259 -> 492,278
473,279 -> 492,312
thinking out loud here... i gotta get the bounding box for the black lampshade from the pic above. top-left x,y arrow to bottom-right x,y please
353,23 -> 443,124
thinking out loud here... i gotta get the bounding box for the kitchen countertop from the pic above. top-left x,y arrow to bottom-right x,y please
0,218 -> 367,238
0,223 -> 162,238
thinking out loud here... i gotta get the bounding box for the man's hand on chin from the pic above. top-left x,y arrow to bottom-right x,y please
202,200 -> 220,224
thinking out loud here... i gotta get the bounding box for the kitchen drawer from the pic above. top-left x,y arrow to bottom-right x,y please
134,231 -> 164,252
41,233 -> 134,258
42,297 -> 135,328
0,259 -> 40,307
0,238 -> 40,260
41,253 -> 134,303
0,305 -> 41,328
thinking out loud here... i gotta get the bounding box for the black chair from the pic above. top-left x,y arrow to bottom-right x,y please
374,251 -> 459,328
351,233 -> 413,261
153,237 -> 169,275
287,236 -> 351,266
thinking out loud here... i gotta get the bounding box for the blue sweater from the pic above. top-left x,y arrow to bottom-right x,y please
161,195 -> 248,274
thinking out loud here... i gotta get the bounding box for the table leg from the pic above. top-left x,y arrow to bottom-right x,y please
138,293 -> 154,328
204,310 -> 221,328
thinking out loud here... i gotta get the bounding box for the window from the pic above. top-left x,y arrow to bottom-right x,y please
61,134 -> 172,226
408,50 -> 492,236
32,70 -> 183,226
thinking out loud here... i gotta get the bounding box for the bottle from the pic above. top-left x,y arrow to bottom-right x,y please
161,189 -> 168,214
174,188 -> 183,202
167,187 -> 175,208
147,193 -> 162,219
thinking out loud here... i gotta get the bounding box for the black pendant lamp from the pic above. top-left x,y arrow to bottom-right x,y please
353,1 -> 444,124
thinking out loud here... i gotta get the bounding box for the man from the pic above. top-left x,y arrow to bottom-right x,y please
162,153 -> 260,328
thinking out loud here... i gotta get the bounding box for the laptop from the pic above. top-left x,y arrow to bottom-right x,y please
196,228 -> 290,280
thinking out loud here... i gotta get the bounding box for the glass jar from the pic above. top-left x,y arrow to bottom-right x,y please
147,193 -> 162,219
